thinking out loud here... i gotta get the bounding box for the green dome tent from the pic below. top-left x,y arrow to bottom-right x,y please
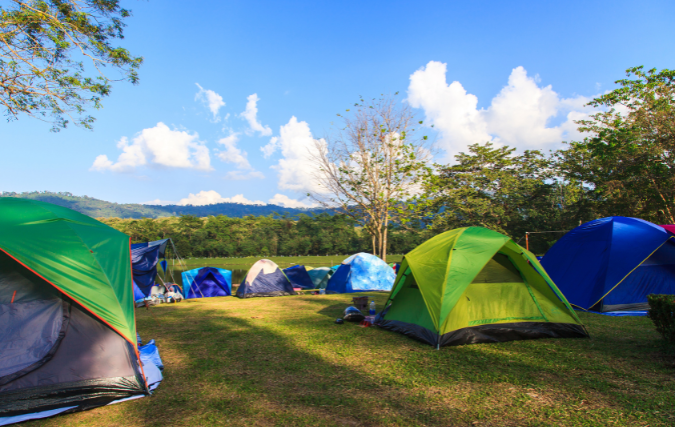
376,227 -> 588,348
0,198 -> 149,418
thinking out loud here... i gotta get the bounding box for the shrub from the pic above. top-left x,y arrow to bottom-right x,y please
647,294 -> 675,343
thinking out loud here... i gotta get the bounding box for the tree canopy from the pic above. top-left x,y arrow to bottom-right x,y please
0,0 -> 142,130
560,66 -> 675,223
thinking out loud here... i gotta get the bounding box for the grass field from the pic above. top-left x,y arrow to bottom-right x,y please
182,255 -> 404,269
25,292 -> 675,427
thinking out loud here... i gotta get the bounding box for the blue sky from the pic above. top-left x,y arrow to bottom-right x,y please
2,0 -> 674,208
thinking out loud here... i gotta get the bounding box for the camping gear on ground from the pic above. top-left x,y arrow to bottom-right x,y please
352,296 -> 369,310
181,267 -> 232,299
283,265 -> 315,290
335,318 -> 344,324
237,259 -> 295,298
369,300 -> 376,315
307,267 -> 333,289
343,306 -> 365,322
326,253 -> 396,294
376,226 -> 588,348
0,198 -> 162,424
165,283 -> 183,302
541,217 -> 675,313
360,315 -> 376,327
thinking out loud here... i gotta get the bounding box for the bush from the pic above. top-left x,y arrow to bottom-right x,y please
647,294 -> 675,343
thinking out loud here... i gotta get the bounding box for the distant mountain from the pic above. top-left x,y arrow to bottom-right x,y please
0,191 -> 327,219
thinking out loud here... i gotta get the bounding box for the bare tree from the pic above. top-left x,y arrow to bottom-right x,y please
310,95 -> 431,262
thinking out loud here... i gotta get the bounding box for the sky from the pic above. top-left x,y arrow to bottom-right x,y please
2,0 -> 674,208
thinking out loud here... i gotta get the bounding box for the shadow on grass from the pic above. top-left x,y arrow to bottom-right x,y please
34,294 -> 675,427
317,302 -> 351,319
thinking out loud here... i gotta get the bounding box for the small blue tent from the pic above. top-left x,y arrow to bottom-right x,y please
541,217 -> 675,312
181,267 -> 232,299
307,267 -> 333,289
325,253 -> 396,294
237,259 -> 295,298
283,265 -> 315,289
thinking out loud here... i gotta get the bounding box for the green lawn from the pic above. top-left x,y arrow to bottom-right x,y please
27,293 -> 675,427
182,254 -> 404,269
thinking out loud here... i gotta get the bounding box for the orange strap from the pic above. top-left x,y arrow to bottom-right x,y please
10,290 -> 16,303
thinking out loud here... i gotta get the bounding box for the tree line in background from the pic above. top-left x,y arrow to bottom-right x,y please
100,213 -> 426,258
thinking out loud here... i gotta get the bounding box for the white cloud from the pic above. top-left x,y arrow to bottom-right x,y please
91,123 -> 211,172
178,190 -> 265,206
217,133 -> 251,169
225,170 -> 265,180
408,61 -> 596,162
142,199 -> 176,206
268,194 -> 317,208
262,116 -> 327,194
195,83 -> 225,121
241,93 -> 272,136
261,136 -> 279,158
215,132 -> 266,180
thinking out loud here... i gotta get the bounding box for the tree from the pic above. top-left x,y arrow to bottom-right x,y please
310,94 -> 431,262
0,0 -> 142,130
559,66 -> 675,223
420,142 -> 556,238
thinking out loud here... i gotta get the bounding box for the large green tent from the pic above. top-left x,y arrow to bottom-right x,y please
0,197 -> 136,344
0,198 -> 148,417
377,227 -> 588,348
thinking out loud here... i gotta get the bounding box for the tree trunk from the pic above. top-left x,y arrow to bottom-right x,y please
381,213 -> 389,262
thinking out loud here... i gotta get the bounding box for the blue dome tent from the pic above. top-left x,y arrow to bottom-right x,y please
181,267 -> 232,299
237,259 -> 295,298
325,253 -> 396,294
283,265 -> 315,289
541,217 -> 675,312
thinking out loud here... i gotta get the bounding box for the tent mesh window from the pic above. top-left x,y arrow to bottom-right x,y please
461,253 -> 545,327
0,251 -> 146,416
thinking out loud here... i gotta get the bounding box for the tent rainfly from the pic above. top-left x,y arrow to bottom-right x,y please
376,227 -> 588,348
283,265 -> 315,289
237,259 -> 295,298
0,198 -> 157,421
181,267 -> 232,298
541,217 -> 675,312
326,253 -> 396,293
307,267 -> 334,289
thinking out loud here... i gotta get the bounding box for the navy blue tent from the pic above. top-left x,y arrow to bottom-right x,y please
541,217 -> 675,312
181,267 -> 232,299
326,253 -> 396,294
283,265 -> 315,289
237,259 -> 295,298
131,239 -> 170,298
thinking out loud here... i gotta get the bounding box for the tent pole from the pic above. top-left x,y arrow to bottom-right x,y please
525,232 -> 529,251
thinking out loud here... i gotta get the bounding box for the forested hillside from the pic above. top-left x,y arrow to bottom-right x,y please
0,191 -> 323,219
